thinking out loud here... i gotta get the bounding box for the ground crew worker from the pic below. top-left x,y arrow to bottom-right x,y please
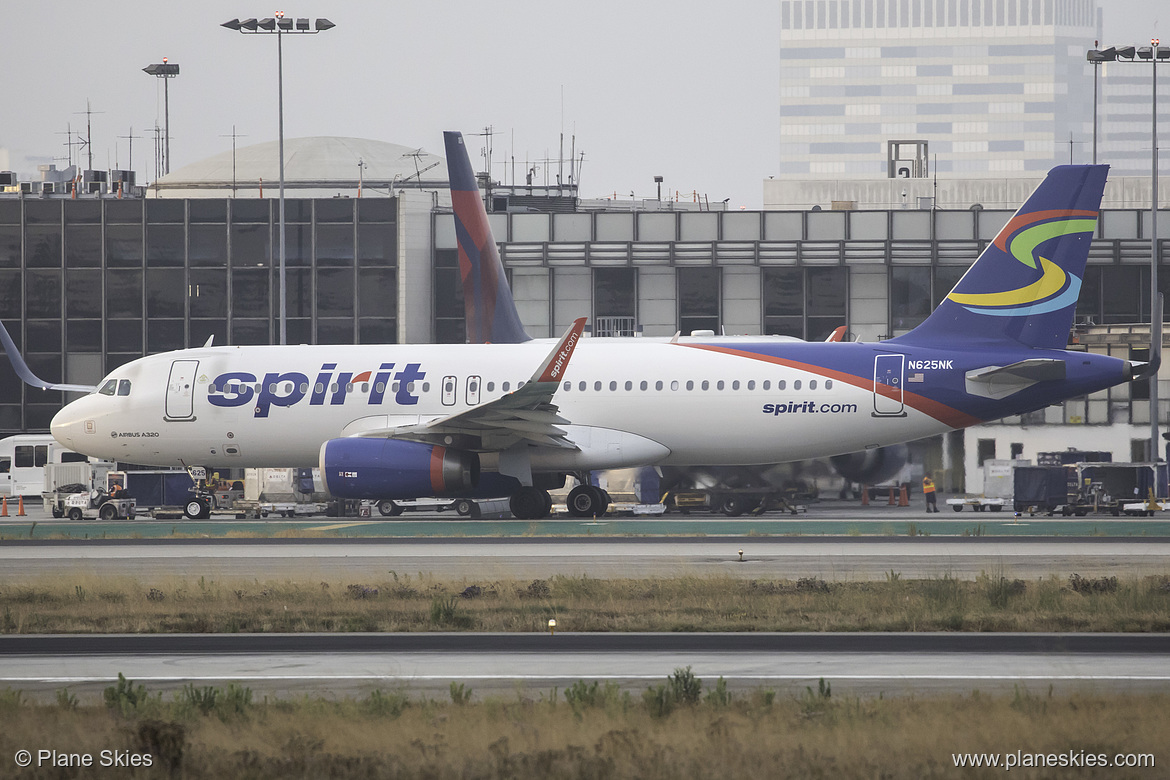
922,473 -> 939,513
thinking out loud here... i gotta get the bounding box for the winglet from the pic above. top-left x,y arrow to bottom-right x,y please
532,317 -> 587,385
0,319 -> 97,393
824,326 -> 846,343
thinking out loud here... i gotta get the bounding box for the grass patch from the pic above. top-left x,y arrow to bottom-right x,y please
0,677 -> 1162,778
0,572 -> 1168,634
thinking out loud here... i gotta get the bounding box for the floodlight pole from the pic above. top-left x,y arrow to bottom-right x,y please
142,60 -> 180,176
1151,41 -> 1160,461
1087,41 -> 1164,459
277,26 -> 286,346
222,14 -> 335,346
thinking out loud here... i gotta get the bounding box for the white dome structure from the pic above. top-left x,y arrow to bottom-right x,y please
151,136 -> 446,198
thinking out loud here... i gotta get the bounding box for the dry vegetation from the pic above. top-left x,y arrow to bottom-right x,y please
0,572 -> 1168,634
0,675 -> 1163,779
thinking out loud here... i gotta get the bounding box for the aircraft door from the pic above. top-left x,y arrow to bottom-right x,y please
441,376 -> 457,406
165,359 -> 199,420
466,375 -> 481,405
872,354 -> 906,417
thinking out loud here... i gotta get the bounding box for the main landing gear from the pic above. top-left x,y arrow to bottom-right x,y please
509,486 -> 552,520
566,484 -> 611,518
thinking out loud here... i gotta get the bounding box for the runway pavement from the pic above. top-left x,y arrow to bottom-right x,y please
0,536 -> 1167,579
1,633 -> 1165,699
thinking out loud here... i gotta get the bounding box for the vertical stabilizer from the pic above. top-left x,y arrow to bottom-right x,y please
893,164 -> 1108,350
444,131 -> 531,344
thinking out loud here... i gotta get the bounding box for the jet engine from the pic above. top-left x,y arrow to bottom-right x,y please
829,443 -> 908,485
320,438 -> 479,499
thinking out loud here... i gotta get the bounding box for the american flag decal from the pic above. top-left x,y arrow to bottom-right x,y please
908,372 -> 925,383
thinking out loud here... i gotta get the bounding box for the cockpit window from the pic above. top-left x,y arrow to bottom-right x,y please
117,380 -> 132,396
98,379 -> 117,396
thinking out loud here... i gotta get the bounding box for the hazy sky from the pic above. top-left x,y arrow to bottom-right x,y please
1,1 -> 1164,208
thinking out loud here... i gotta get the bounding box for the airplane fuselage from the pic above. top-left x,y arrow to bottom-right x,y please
50,336 -> 1129,472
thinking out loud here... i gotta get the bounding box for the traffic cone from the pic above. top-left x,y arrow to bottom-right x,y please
899,485 -> 910,507
887,487 -> 896,506
1,497 -> 7,517
861,485 -> 870,506
16,496 -> 25,516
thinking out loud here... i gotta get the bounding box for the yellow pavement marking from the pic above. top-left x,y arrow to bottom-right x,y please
307,522 -> 373,531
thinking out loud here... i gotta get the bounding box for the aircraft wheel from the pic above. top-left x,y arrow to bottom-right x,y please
67,507 -> 83,522
510,487 -> 548,520
567,485 -> 602,517
377,499 -> 403,517
454,499 -> 474,517
99,503 -> 118,521
542,490 -> 553,517
184,499 -> 206,519
719,495 -> 748,517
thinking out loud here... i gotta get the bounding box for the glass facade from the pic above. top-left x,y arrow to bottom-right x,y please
778,0 -> 1099,177
763,267 -> 847,341
0,196 -> 397,433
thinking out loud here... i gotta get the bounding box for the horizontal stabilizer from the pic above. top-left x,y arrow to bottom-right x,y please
965,358 -> 1066,400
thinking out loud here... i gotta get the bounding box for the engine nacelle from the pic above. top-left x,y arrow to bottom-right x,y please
320,438 -> 479,499
829,444 -> 909,485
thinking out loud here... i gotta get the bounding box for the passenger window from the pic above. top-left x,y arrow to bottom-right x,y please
794,380 -> 801,390
99,379 -> 117,396
34,445 -> 48,467
686,381 -> 694,391
732,380 -> 740,390
717,380 -> 725,391
579,381 -> 586,391
594,381 -> 602,391
423,382 -> 431,392
747,380 -> 756,390
763,380 -> 771,390
826,379 -> 834,389
778,380 -> 786,390
640,381 -> 648,391
671,380 -> 679,391
625,381 -> 633,391
609,381 -> 617,391
0,457 -> 8,474
810,380 -> 817,390
15,446 -> 32,468
503,382 -> 511,392
563,381 -> 571,391
373,382 -> 382,394
701,380 -> 709,391
655,380 -> 663,391
487,382 -> 495,392
300,383 -> 310,393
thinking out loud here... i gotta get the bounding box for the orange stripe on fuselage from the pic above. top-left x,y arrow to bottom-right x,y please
680,343 -> 983,429
992,209 -> 1098,252
429,445 -> 447,493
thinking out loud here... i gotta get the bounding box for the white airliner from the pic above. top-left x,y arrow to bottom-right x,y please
0,133 -> 1151,519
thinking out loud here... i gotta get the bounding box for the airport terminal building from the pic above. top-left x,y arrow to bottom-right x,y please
0,134 -> 1166,491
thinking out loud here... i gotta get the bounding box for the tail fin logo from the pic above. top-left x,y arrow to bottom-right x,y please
947,210 -> 1097,318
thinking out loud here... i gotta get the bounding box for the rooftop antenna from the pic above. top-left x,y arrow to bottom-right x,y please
118,127 -> 142,176
73,100 -> 103,171
152,125 -> 163,183
219,126 -> 247,197
56,123 -> 85,169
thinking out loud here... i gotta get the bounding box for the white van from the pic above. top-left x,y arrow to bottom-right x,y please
0,434 -> 89,498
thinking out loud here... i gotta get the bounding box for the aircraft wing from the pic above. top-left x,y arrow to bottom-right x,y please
359,318 -> 587,452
